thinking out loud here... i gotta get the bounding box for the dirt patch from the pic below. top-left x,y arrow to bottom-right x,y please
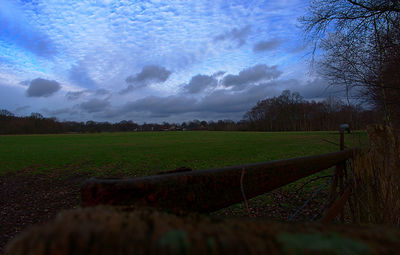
213,188 -> 331,221
0,171 -> 86,253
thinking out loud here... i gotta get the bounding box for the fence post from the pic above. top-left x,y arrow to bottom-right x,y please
328,124 -> 347,222
338,129 -> 345,222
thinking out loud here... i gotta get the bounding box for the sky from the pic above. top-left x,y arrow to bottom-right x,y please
0,0 -> 342,123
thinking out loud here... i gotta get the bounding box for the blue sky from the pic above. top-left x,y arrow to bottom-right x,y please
0,0 -> 339,123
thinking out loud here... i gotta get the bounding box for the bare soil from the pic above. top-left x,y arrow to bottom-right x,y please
0,171 -> 86,253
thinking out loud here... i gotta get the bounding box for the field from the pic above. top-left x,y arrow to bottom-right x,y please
0,131 -> 366,176
0,131 -> 367,252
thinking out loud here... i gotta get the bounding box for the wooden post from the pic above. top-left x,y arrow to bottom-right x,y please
321,186 -> 351,223
328,126 -> 346,222
338,130 -> 345,222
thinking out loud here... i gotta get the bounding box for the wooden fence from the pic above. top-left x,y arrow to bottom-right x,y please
81,147 -> 358,219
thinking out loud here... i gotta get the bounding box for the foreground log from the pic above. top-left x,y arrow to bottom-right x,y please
6,206 -> 400,255
81,149 -> 357,213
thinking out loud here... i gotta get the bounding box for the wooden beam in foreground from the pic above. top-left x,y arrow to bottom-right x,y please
81,149 -> 357,213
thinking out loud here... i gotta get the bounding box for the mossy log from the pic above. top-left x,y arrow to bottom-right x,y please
6,206 -> 400,255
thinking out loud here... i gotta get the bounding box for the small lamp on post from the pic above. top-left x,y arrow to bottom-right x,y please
339,123 -> 350,134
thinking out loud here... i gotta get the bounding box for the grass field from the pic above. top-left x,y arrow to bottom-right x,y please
0,130 -> 369,248
0,131 -> 367,176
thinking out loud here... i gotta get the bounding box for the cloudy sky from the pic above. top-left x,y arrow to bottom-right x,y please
0,0 -> 340,123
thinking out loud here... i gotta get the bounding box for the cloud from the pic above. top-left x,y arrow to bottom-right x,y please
253,39 -> 283,52
120,65 -> 172,94
196,83 -> 279,114
101,81 -> 281,120
184,74 -> 218,94
0,1 -> 315,123
212,71 -> 226,78
95,89 -> 110,95
66,88 -> 110,101
66,90 -> 87,101
68,63 -> 97,89
118,96 -> 195,118
79,98 -> 110,113
290,44 -> 308,54
290,78 -> 347,100
26,78 -> 61,97
93,76 -> 347,122
126,65 -> 172,84
19,80 -> 30,86
0,1 -> 57,57
221,64 -> 282,90
119,85 -> 136,95
0,56 -> 11,64
14,105 -> 30,113
214,25 -> 251,47
42,108 -> 74,116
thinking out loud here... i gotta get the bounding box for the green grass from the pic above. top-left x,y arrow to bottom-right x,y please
0,131 -> 367,176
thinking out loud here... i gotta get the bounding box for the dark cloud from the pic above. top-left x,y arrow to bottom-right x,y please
68,63 -> 97,89
95,89 -> 110,95
0,82 -> 25,107
19,80 -> 30,86
103,82 -> 280,120
121,65 -> 172,94
126,65 -> 172,83
79,98 -> 111,113
119,96 -> 195,117
184,74 -> 217,94
96,77 -> 349,122
119,85 -> 136,95
66,90 -> 87,101
42,108 -> 74,116
222,64 -> 282,90
197,83 -> 279,114
291,78 -> 347,100
253,39 -> 283,52
294,79 -> 328,99
290,44 -> 308,54
26,78 -> 61,97
90,78 -> 348,122
66,89 -> 110,101
14,105 -> 30,113
212,71 -> 226,78
214,25 -> 251,47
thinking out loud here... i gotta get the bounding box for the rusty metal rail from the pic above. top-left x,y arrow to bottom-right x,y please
81,148 -> 358,213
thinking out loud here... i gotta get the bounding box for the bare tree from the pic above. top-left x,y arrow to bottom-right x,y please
301,0 -> 400,126
0,109 -> 14,117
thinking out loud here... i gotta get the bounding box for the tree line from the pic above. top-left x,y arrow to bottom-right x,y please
242,90 -> 378,131
0,90 -> 379,135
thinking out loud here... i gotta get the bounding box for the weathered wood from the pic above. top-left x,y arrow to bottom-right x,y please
322,186 -> 352,223
81,149 -> 358,213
